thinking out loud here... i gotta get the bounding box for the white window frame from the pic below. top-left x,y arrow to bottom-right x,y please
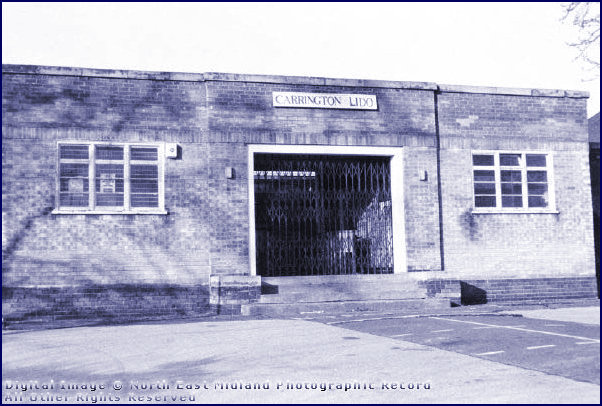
471,150 -> 558,214
52,141 -> 167,214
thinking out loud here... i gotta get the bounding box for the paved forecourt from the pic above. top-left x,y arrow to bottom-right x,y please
2,318 -> 599,403
324,314 -> 600,385
501,306 -> 600,325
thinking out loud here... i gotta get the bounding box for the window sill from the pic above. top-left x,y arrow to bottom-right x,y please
51,209 -> 168,215
471,209 -> 559,214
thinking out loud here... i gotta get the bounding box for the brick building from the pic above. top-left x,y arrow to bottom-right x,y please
2,64 -> 598,324
589,112 -> 600,294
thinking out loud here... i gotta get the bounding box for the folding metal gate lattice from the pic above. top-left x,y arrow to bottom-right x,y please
254,153 -> 394,276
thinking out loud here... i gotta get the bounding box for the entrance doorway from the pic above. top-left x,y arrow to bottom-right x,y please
253,153 -> 394,276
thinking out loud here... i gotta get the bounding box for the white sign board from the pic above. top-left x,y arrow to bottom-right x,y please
100,173 -> 116,193
273,92 -> 377,110
68,178 -> 84,192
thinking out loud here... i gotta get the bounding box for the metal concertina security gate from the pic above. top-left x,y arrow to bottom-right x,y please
254,153 -> 394,276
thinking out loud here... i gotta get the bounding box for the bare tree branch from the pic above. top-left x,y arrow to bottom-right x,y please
561,2 -> 600,77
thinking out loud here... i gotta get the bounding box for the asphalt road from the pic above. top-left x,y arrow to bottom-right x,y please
2,308 -> 600,403
305,313 -> 600,385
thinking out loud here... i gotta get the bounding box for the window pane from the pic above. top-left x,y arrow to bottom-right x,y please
501,170 -> 521,182
95,178 -> 125,193
131,179 -> 158,193
527,164 -> 548,207
131,147 -> 158,161
527,171 -> 547,182
475,196 -> 496,207
501,183 -> 522,194
474,170 -> 495,182
500,154 -> 521,166
60,145 -> 88,159
472,155 -> 494,166
96,164 -> 124,192
527,183 -> 548,195
528,196 -> 548,208
474,183 -> 496,194
96,145 -> 124,160
131,165 -> 158,178
59,163 -> 89,207
60,178 -> 89,192
130,164 -> 159,208
96,164 -> 124,177
526,154 -> 546,167
60,163 -> 88,177
60,193 -> 88,207
96,194 -> 124,206
95,164 -> 124,206
502,196 -> 523,207
131,194 -> 159,208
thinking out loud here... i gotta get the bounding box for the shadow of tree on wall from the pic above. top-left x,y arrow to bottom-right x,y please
3,283 -> 213,331
460,210 -> 479,241
460,281 -> 487,305
2,209 -> 214,328
2,206 -> 53,266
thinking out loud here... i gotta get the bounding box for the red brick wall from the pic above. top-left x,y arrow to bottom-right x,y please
203,79 -> 442,273
2,65 -> 597,325
2,71 -> 213,292
2,285 -> 212,328
422,277 -> 597,304
438,91 -> 596,280
2,67 -> 446,323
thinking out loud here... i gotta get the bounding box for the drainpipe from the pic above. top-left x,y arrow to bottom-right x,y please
434,86 -> 445,272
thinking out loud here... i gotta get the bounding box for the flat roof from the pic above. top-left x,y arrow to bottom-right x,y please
1,64 -> 590,99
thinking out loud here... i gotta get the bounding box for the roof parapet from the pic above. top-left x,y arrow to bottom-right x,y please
202,72 -> 438,90
1,64 -> 205,82
1,64 -> 590,98
439,84 -> 589,98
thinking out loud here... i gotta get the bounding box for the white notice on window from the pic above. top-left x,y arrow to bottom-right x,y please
100,173 -> 116,193
68,178 -> 84,192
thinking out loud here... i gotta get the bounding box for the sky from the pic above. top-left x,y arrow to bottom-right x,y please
2,2 -> 600,117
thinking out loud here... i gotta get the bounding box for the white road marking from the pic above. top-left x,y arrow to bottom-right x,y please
430,317 -> 600,343
474,351 -> 505,356
526,345 -> 556,350
576,341 -> 600,345
544,324 -> 565,327
431,329 -> 454,333
390,333 -> 413,337
472,326 -> 498,329
327,314 -> 422,325
327,319 -> 370,324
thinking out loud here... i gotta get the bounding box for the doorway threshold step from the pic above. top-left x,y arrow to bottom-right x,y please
258,289 -> 427,303
241,298 -> 451,317
262,275 -> 419,285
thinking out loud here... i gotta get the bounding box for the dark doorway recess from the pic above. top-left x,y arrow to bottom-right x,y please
254,153 -> 394,276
